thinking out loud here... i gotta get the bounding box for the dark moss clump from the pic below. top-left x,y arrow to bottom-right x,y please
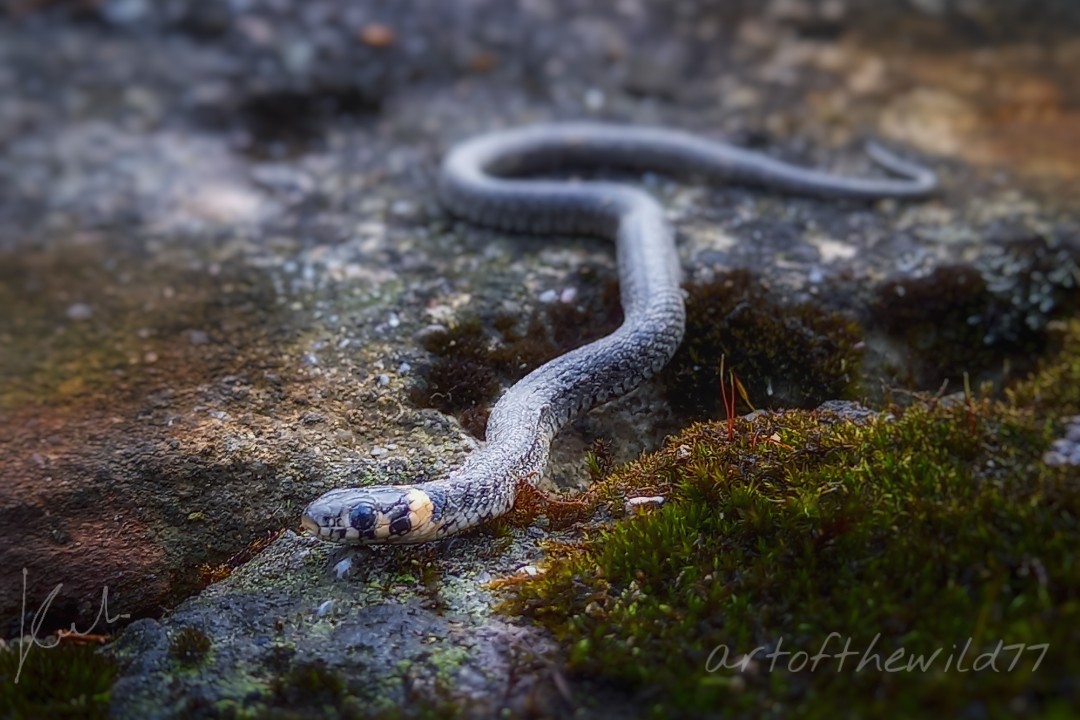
500,320 -> 1080,717
257,659 -> 470,720
871,264 -> 1001,390
409,268 -> 620,437
664,269 -> 863,419
227,660 -> 363,720
270,660 -> 347,710
169,626 -> 212,667
236,86 -> 381,158
407,318 -> 502,437
0,643 -> 118,719
871,235 -> 1079,390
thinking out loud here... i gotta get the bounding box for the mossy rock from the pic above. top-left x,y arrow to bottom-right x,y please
500,320 -> 1080,718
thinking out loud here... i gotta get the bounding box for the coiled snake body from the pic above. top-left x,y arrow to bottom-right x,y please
301,123 -> 936,544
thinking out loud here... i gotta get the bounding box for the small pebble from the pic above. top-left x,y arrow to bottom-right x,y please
316,600 -> 336,617
584,87 -> 605,111
414,324 -> 448,343
1065,417 -> 1080,442
250,164 -> 314,194
333,558 -> 353,579
1043,415 -> 1080,467
101,0 -> 148,24
66,303 -> 93,321
538,289 -> 558,303
397,362 -> 411,375
358,23 -> 395,48
625,496 -> 666,514
390,200 -> 414,217
376,374 -> 390,386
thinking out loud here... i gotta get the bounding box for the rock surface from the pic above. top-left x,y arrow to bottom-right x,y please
1,0 -> 1078,716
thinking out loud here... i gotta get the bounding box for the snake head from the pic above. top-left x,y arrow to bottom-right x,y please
300,486 -> 442,544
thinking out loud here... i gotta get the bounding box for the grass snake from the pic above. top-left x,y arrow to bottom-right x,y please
301,122 -> 936,544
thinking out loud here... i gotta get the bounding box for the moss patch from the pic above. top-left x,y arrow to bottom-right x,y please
499,320 -> 1080,718
663,269 -> 864,419
0,643 -> 118,719
409,267 -> 621,437
169,627 -> 213,667
270,660 -> 348,710
871,235 -> 1080,391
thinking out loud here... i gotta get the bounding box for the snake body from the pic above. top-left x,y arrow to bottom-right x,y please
301,123 -> 936,544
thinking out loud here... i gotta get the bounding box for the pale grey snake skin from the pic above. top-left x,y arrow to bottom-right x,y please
301,122 -> 937,544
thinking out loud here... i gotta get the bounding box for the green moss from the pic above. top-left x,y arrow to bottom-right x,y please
169,626 -> 213,667
0,643 -> 118,719
426,645 -> 470,688
664,270 -> 864,419
1008,318 -> 1080,418
500,320 -> 1080,718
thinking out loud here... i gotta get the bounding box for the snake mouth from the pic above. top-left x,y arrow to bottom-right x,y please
300,513 -> 321,536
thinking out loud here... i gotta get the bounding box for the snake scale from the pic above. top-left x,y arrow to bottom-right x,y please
301,122 -> 936,544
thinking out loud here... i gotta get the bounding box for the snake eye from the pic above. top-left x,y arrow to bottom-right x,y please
349,503 -> 378,532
